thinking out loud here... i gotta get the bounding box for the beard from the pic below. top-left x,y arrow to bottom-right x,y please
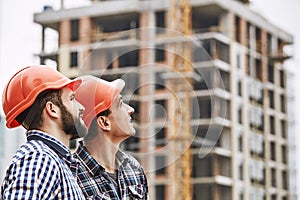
60,104 -> 88,140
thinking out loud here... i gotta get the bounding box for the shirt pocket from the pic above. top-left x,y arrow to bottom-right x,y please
128,185 -> 147,199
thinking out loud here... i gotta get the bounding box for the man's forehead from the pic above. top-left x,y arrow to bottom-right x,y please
112,94 -> 122,105
61,86 -> 74,96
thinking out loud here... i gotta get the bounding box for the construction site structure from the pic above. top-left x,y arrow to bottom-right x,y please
34,0 -> 296,199
169,0 -> 193,199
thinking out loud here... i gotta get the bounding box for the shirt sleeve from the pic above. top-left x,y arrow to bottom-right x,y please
1,151 -> 61,199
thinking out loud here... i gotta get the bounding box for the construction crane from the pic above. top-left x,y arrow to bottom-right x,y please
169,0 -> 193,199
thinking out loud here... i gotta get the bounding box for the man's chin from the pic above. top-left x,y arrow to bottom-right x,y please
75,125 -> 88,138
128,129 -> 136,137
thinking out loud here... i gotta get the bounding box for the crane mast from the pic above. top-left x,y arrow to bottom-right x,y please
169,0 -> 193,199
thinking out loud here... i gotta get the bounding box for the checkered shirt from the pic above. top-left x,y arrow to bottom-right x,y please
0,130 -> 85,199
73,142 -> 148,200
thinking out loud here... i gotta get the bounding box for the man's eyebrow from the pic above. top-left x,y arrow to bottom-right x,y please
70,93 -> 75,99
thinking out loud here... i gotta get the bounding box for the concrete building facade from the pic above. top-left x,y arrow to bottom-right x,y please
34,0 -> 296,199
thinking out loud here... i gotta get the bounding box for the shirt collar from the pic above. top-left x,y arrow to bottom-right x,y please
26,130 -> 71,156
115,149 -> 129,167
76,142 -> 104,176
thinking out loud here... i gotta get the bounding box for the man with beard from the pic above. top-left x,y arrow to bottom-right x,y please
73,75 -> 148,199
0,65 -> 88,199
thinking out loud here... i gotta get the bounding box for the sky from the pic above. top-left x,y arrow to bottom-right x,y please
0,0 -> 90,102
0,0 -> 300,192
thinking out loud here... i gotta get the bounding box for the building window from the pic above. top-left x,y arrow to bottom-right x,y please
238,135 -> 243,152
214,97 -> 230,120
105,49 -> 113,69
155,11 -> 165,33
270,116 -> 275,135
239,192 -> 244,200
281,120 -> 286,138
220,70 -> 230,91
268,61 -> 274,83
155,185 -> 165,200
71,19 -> 79,41
216,40 -> 230,63
270,142 -> 276,161
255,58 -> 262,81
155,155 -> 166,175
193,184 -> 213,199
280,94 -> 286,113
119,49 -> 139,67
281,145 -> 287,164
246,23 -> 251,48
268,90 -> 275,109
255,28 -> 262,54
70,51 -> 78,68
245,55 -> 250,75
193,155 -> 212,177
271,168 -> 276,187
239,164 -> 243,180
155,71 -> 165,90
282,171 -> 288,190
155,44 -> 165,62
234,16 -> 241,43
155,127 -> 165,147
198,97 -> 211,118
280,70 -> 285,87
155,99 -> 166,119
238,108 -> 243,124
238,81 -> 242,96
237,53 -> 241,68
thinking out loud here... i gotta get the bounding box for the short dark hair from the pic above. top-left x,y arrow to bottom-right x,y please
85,109 -> 111,140
16,89 -> 63,130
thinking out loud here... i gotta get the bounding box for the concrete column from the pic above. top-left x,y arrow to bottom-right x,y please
79,16 -> 91,44
240,18 -> 247,47
59,20 -> 70,45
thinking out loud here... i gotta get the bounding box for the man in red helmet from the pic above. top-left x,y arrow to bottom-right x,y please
73,75 -> 148,199
0,65 -> 88,199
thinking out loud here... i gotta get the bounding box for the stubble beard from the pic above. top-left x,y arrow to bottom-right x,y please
60,105 -> 88,140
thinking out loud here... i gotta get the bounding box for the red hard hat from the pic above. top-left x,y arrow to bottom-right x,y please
75,75 -> 125,129
2,65 -> 82,128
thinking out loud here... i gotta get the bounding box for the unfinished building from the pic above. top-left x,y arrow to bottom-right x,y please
34,0 -> 296,199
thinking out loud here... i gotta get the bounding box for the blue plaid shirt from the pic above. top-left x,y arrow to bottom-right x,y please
73,142 -> 148,200
0,130 -> 85,199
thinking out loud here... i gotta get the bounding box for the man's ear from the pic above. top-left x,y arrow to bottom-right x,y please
45,102 -> 59,118
97,116 -> 111,131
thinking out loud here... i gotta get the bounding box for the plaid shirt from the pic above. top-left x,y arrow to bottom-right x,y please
73,142 -> 148,200
0,130 -> 85,200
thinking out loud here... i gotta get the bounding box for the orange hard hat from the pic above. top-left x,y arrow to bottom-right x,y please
2,65 -> 82,128
75,75 -> 125,129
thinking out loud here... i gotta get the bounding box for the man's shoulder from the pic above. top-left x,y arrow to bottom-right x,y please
11,140 -> 60,165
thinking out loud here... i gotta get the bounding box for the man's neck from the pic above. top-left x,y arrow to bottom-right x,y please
84,134 -> 121,173
39,125 -> 70,148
